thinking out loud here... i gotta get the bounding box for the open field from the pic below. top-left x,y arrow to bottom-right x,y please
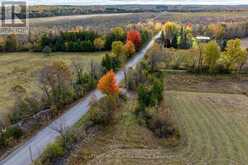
165,73 -> 248,94
28,11 -> 248,35
241,37 -> 248,48
155,11 -> 248,24
0,52 -> 105,122
29,13 -> 157,34
78,91 -> 248,165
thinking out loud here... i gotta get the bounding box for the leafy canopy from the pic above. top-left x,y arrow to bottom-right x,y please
97,69 -> 119,95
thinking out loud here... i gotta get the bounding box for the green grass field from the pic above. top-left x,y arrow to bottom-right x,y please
81,91 -> 248,165
0,52 -> 105,122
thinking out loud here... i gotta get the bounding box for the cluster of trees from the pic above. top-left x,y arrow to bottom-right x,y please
39,27 -> 147,53
197,39 -> 247,73
195,21 -> 248,40
89,70 -> 121,126
126,52 -> 175,138
10,61 -> 103,124
161,22 -> 193,49
101,29 -> 149,72
2,59 -> 104,150
2,27 -> 150,151
0,26 -> 150,54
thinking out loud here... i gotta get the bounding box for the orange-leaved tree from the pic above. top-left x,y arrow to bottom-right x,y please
124,41 -> 136,57
97,69 -> 119,96
127,30 -> 142,50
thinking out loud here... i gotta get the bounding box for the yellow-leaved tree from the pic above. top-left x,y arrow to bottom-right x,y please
221,39 -> 247,72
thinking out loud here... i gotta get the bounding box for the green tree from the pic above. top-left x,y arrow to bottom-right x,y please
5,34 -> 17,52
111,41 -> 124,57
203,41 -> 221,73
94,37 -> 105,51
111,27 -> 125,41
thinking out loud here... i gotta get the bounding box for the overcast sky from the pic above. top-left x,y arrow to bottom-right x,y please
23,0 -> 248,5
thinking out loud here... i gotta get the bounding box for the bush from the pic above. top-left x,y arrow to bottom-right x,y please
42,46 -> 52,56
126,66 -> 147,91
88,106 -> 112,126
41,143 -> 65,164
147,114 -> 175,138
88,96 -> 119,126
10,95 -> 41,124
0,126 -> 23,148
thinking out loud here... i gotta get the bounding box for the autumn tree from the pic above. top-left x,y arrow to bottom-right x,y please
97,69 -> 119,96
127,30 -> 142,49
124,41 -> 136,57
203,41 -> 221,73
207,24 -> 225,40
94,37 -> 105,51
0,36 -> 6,51
112,27 -> 125,41
39,61 -> 73,108
154,22 -> 162,32
112,41 -> 124,56
221,39 -> 247,72
163,22 -> 179,41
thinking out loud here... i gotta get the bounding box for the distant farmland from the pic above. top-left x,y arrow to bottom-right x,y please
29,13 -> 157,34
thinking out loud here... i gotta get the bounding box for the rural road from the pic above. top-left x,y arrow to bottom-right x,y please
0,32 -> 161,165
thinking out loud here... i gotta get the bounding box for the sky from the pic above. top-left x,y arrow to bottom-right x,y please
24,0 -> 248,6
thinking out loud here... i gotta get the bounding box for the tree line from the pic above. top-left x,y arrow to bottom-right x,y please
0,26 -> 149,54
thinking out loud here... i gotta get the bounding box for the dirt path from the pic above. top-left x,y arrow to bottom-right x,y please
87,91 -> 248,165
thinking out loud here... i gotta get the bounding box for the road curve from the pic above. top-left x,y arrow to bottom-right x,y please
0,32 -> 161,165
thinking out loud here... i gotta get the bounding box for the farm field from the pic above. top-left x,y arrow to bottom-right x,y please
28,11 -> 248,35
241,37 -> 248,48
80,91 -> 248,165
29,12 -> 157,34
0,52 -> 105,122
155,11 -> 248,25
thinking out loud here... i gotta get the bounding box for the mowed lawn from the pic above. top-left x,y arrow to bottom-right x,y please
0,52 -> 105,122
163,91 -> 248,165
86,91 -> 248,165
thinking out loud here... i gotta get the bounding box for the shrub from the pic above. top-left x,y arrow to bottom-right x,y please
41,143 -> 65,164
10,95 -> 41,124
88,96 -> 118,126
147,114 -> 176,138
126,64 -> 147,91
42,46 -> 52,56
0,126 -> 23,148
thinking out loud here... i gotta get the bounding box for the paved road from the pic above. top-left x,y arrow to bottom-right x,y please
0,32 -> 161,165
